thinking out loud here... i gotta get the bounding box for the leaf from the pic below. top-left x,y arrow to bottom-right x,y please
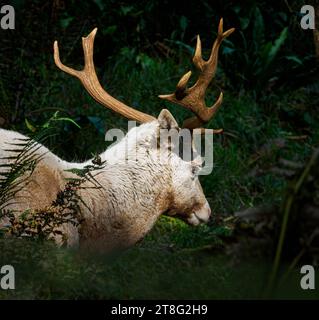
60,17 -> 74,29
42,112 -> 81,129
239,17 -> 250,30
180,16 -> 188,32
303,112 -> 313,125
259,42 -> 272,70
25,118 -> 36,133
232,5 -> 241,14
120,5 -> 133,16
285,55 -> 303,65
257,27 -> 288,78
265,27 -> 288,67
166,40 -> 194,55
52,117 -> 81,129
102,25 -> 117,35
222,46 -> 236,55
93,0 -> 105,11
253,7 -> 265,47
136,53 -> 155,70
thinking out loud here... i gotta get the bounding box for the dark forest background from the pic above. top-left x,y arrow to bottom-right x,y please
0,0 -> 319,299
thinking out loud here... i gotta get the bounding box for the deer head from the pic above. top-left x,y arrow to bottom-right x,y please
53,19 -> 235,227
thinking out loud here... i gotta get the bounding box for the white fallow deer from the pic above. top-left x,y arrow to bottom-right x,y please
0,19 -> 234,252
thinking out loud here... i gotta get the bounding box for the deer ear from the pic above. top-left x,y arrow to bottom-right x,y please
191,156 -> 203,176
158,109 -> 179,130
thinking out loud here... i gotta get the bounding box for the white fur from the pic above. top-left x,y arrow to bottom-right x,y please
0,111 -> 211,252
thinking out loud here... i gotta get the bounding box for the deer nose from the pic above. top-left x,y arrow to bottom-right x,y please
194,201 -> 211,223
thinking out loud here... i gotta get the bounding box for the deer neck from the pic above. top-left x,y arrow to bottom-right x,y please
69,153 -> 173,249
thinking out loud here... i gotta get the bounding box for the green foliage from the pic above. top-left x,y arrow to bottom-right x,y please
221,3 -> 315,97
0,224 -> 318,299
0,0 -> 318,299
0,113 -> 106,243
0,113 -> 71,211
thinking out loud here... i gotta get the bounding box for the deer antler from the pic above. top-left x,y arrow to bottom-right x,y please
159,19 -> 235,132
54,28 -> 155,123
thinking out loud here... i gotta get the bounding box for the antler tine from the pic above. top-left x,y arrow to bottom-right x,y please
159,18 -> 235,132
54,28 -> 155,123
